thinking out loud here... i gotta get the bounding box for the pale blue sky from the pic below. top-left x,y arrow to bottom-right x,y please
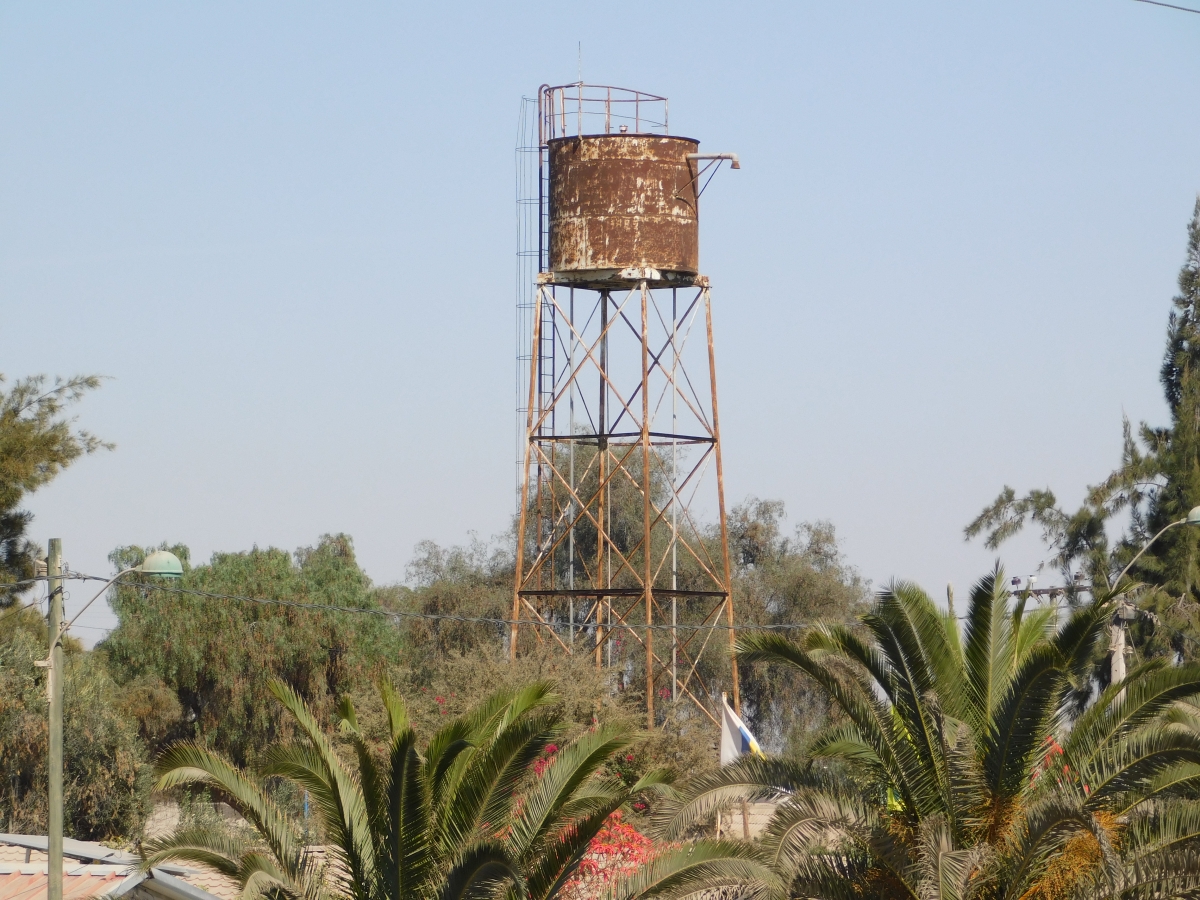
2,2 -> 1198,641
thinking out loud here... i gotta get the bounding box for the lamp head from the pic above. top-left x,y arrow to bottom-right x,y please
1188,506 -> 1200,526
138,550 -> 183,579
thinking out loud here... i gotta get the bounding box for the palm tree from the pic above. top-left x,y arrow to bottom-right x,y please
141,679 -> 667,900
617,568 -> 1200,900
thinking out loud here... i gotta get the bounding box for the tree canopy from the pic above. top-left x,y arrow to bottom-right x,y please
101,535 -> 405,765
0,604 -> 151,840
967,198 -> 1200,660
625,569 -> 1200,900
0,374 -> 108,604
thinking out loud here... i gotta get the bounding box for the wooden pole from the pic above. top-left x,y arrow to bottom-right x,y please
47,538 -> 63,900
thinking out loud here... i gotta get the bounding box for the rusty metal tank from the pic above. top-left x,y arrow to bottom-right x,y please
548,135 -> 700,281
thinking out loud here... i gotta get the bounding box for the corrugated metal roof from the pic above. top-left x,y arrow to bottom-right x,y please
0,837 -> 135,867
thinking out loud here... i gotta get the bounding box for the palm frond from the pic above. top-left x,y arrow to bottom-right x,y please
992,792 -> 1119,900
337,695 -> 385,857
878,581 -> 966,715
1050,599 -> 1110,695
386,729 -> 433,900
650,755 -> 826,840
437,711 -> 559,855
980,642 -> 1064,805
139,827 -> 250,878
378,680 -> 410,741
437,841 -> 519,900
507,724 -> 633,859
607,840 -> 785,900
863,586 -> 958,822
1123,799 -> 1200,861
1014,606 -> 1056,670
802,622 -> 896,702
962,566 -> 1014,738
1064,663 -> 1200,777
1134,761 -> 1200,808
757,787 -> 879,876
153,742 -> 303,880
520,805 -> 621,900
916,816 -> 984,900
1080,728 -> 1200,807
736,631 -> 924,816
267,680 -> 376,896
422,718 -> 476,810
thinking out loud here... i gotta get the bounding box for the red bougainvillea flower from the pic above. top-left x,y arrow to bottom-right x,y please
565,810 -> 656,895
533,743 -> 560,777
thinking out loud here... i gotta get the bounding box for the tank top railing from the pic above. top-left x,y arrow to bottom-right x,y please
538,83 -> 669,145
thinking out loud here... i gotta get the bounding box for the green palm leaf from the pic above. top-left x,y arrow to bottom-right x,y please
608,840 -> 785,900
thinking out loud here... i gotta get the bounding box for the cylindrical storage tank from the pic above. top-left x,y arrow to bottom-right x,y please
548,135 -> 700,280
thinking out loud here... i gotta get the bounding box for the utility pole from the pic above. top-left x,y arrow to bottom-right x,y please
46,538 -> 63,900
1106,507 -> 1200,694
1111,600 -> 1134,698
1111,618 -> 1126,684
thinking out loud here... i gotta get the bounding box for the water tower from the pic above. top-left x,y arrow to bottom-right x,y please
512,84 -> 741,730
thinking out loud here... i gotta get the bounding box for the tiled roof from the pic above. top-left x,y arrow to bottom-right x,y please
0,838 -> 236,900
169,869 -> 237,900
0,849 -> 46,867
0,865 -> 127,900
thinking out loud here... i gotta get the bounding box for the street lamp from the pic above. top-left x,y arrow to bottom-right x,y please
52,549 -> 184,641
1109,506 -> 1200,689
42,543 -> 183,900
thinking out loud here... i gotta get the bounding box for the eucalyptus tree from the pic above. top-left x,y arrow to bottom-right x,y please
142,679 -> 668,900
615,569 -> 1200,900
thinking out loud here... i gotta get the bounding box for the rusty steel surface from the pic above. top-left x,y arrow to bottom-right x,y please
548,135 -> 701,279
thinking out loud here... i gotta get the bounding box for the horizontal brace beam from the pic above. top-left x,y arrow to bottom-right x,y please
529,432 -> 715,444
519,589 -> 729,598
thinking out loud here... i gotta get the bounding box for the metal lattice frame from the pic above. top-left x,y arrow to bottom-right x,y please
510,274 -> 739,729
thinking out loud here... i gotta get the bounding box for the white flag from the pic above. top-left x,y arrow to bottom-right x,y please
720,693 -> 765,766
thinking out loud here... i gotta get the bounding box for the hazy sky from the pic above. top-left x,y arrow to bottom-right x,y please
2,2 -> 1198,642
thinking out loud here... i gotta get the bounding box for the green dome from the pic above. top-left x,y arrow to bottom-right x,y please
140,550 -> 183,579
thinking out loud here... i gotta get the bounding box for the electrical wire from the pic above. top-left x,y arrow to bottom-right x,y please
38,572 -> 1200,651
2,595 -> 46,617
69,574 -> 809,633
1133,0 -> 1200,12
25,572 -> 1097,633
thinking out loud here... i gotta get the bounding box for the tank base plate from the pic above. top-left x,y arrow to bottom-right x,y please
539,268 -> 707,291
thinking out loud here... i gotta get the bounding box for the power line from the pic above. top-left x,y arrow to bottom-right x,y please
2,596 -> 46,617
68,573 -> 813,634
33,572 -> 1200,665
30,572 -> 1090,633
1133,0 -> 1200,13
